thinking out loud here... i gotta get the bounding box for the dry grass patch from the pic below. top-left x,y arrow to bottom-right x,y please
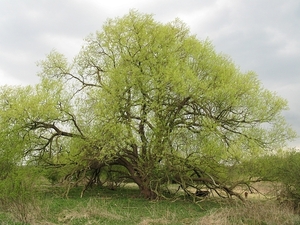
57,199 -> 123,224
197,200 -> 300,225
138,218 -> 171,225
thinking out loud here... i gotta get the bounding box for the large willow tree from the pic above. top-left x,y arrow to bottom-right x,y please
0,11 -> 296,199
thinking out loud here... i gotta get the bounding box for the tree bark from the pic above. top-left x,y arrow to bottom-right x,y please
117,157 -> 157,199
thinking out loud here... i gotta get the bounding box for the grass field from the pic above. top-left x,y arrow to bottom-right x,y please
1,183 -> 300,225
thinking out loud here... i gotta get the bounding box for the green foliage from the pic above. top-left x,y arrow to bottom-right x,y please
278,152 -> 300,196
253,151 -> 300,203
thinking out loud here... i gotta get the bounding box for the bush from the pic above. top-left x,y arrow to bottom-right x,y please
0,166 -> 42,223
241,151 -> 300,210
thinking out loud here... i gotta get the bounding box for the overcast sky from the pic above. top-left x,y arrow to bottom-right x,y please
1,0 -> 299,147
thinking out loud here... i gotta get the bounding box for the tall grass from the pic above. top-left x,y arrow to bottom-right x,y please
0,166 -> 44,224
0,185 -> 213,224
198,200 -> 300,225
1,184 -> 300,224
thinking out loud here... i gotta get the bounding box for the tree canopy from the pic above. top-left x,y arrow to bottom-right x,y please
0,10 -> 296,199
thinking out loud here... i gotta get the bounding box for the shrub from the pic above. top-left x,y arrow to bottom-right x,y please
0,166 -> 42,223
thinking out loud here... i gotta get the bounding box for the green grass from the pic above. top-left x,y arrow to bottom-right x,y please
0,184 -> 219,224
50,188 -> 217,225
1,184 -> 300,224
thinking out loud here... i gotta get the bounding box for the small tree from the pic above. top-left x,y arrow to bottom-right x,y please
249,151 -> 300,206
0,10 -> 296,199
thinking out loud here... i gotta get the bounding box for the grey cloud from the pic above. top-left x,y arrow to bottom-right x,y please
0,0 -> 109,84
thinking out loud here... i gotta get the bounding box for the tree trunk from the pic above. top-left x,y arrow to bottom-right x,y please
138,182 -> 157,200
117,157 -> 157,199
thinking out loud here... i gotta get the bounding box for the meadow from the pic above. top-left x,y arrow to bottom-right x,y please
1,183 -> 300,225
